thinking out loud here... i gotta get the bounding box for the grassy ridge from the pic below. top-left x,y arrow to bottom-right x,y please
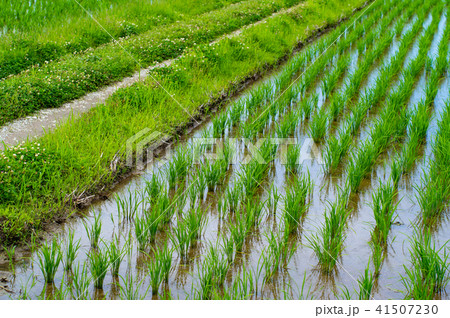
0,0 -> 370,244
0,0 -> 244,78
0,0 -> 300,125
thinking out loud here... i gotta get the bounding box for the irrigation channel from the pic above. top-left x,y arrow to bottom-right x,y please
1,0 -> 449,300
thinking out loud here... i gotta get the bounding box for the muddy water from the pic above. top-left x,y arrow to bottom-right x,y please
1,3 -> 449,300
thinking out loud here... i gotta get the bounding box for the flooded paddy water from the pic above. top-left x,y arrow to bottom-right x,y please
0,0 -> 449,300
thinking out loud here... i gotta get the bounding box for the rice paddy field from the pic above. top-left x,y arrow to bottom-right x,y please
0,0 -> 449,301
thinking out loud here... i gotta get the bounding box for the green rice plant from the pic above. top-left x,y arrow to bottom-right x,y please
229,209 -> 248,252
37,238 -> 62,283
197,247 -> 230,299
63,230 -> 81,271
371,181 -> 398,246
144,174 -> 163,203
70,263 -> 91,300
152,242 -> 173,283
262,230 -> 297,282
327,93 -> 345,122
283,173 -> 312,234
188,181 -> 200,208
147,256 -> 163,296
357,261 -> 374,300
308,198 -> 350,274
230,100 -> 245,125
415,168 -> 450,224
16,276 -> 37,300
371,241 -> 385,278
212,112 -> 229,137
221,234 -> 235,263
6,245 -> 15,274
276,111 -> 300,138
135,214 -> 151,251
300,94 -> 318,120
309,109 -> 328,142
390,158 -> 402,187
185,207 -> 207,244
107,236 -> 125,277
88,246 -> 110,289
217,196 -> 228,219
169,218 -> 190,259
244,199 -> 265,229
267,182 -> 280,214
119,273 -> 148,300
200,158 -> 226,191
286,144 -> 301,174
346,141 -> 379,193
225,182 -> 243,213
84,212 -> 102,249
153,191 -> 175,225
402,229 -> 449,299
323,129 -> 352,172
115,189 -> 142,221
322,55 -> 350,97
167,147 -> 192,188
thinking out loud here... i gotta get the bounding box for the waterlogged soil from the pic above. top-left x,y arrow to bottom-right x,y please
1,5 -> 449,300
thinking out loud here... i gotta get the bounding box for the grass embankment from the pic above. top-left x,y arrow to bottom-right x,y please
0,0 -> 244,79
0,0 -> 371,245
0,0 -> 302,125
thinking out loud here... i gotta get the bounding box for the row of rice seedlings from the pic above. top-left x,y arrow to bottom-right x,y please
395,18 -> 450,177
345,7 -> 443,193
402,229 -> 449,299
308,193 -> 351,275
318,1 -> 415,142
325,0 -> 420,126
416,100 -> 450,223
283,173 -> 313,234
370,181 -> 398,247
324,8 -> 431,172
238,1 -> 392,139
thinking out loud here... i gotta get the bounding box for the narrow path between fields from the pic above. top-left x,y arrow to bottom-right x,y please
0,5 -> 301,150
